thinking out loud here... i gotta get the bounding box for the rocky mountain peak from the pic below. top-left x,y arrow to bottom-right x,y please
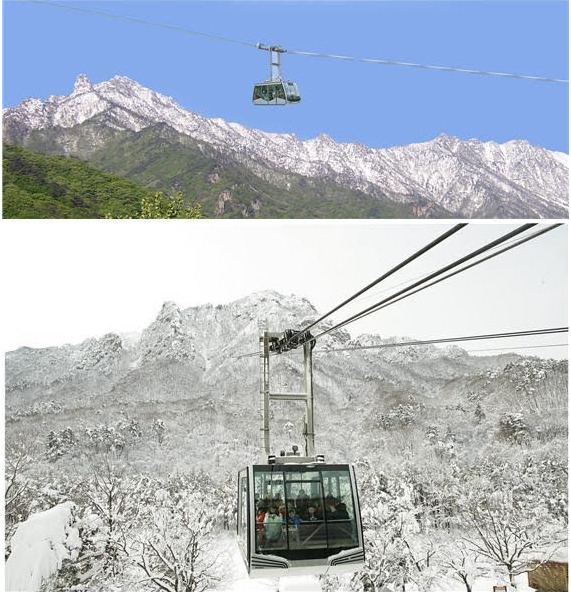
138,301 -> 195,363
431,133 -> 462,150
157,301 -> 182,324
312,133 -> 335,144
102,74 -> 146,94
75,332 -> 123,373
236,290 -> 319,321
73,74 -> 93,95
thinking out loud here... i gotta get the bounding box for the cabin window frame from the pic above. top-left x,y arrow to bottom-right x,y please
251,464 -> 360,561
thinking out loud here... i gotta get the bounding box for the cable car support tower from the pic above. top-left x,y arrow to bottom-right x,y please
257,44 -> 286,84
259,328 -> 318,463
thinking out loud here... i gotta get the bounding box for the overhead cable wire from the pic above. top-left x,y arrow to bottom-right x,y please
462,343 -> 567,354
288,49 -> 569,84
349,229 -> 536,307
318,222 -> 562,339
234,325 -> 567,360
22,0 -> 569,84
23,0 -> 257,48
286,223 -> 467,344
313,327 -> 568,354
235,223 -> 561,360
311,223 -> 539,342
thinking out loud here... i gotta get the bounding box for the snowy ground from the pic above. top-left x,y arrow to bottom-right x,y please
209,532 -> 534,592
3,512 -> 538,592
5,502 -> 80,592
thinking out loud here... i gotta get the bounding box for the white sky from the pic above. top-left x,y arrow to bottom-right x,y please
0,220 -> 567,359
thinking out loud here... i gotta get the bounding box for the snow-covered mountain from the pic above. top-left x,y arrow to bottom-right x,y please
3,289 -> 557,393
6,291 -> 564,428
5,291 -> 567,486
3,74 -> 568,218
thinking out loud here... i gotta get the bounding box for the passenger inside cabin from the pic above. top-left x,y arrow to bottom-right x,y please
336,502 -> 350,520
264,508 -> 283,543
256,506 -> 267,544
305,505 -> 319,522
287,509 -> 301,526
325,498 -> 338,520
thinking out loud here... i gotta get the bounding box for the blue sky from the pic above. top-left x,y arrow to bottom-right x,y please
2,1 -> 569,152
1,221 -> 567,359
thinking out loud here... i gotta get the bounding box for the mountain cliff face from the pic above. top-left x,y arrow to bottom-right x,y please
6,291 -> 567,471
3,74 -> 568,218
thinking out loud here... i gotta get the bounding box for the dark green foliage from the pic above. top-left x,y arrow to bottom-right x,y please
3,143 -> 149,218
87,124 -> 416,219
12,123 -> 426,218
137,191 -> 201,219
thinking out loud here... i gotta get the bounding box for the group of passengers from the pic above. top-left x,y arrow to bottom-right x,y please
255,489 -> 351,546
253,83 -> 287,102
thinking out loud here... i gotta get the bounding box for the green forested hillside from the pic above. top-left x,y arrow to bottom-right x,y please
2,144 -> 151,219
16,123 -> 430,218
87,124 -> 416,218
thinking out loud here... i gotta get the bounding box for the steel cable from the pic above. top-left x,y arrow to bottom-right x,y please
22,0 -> 569,84
311,223 -> 538,342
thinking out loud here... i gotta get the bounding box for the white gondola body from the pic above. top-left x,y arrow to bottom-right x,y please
252,80 -> 301,105
237,462 -> 365,577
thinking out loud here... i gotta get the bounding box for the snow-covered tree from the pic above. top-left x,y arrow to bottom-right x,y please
87,424 -> 126,454
499,413 -> 529,444
117,417 -> 143,443
474,404 -> 485,424
47,427 -> 76,461
379,403 -> 418,430
83,456 -> 135,576
131,489 -> 219,592
352,469 -> 421,591
459,487 -> 567,586
441,539 -> 487,592
152,419 -> 166,445
215,473 -> 236,531
5,443 -> 35,544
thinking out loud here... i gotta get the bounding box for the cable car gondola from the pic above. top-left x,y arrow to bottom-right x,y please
238,461 -> 364,577
252,80 -> 301,106
253,44 -> 301,106
237,330 -> 364,577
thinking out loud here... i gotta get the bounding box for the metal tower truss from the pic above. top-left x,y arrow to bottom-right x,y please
257,43 -> 286,82
259,329 -> 318,463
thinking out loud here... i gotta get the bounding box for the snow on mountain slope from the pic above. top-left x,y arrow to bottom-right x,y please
3,291 -> 513,393
5,292 -> 566,467
3,74 -> 568,217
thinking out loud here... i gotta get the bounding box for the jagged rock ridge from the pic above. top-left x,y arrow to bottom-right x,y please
5,291 -> 568,468
3,290 -> 541,394
3,74 -> 568,218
